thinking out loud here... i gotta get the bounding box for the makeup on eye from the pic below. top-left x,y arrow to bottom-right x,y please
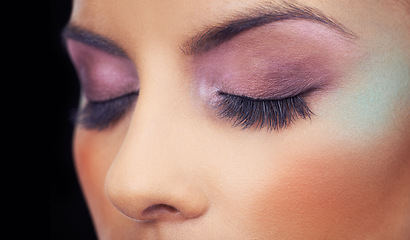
66,39 -> 139,102
216,91 -> 313,130
66,38 -> 140,130
75,92 -> 139,130
191,20 -> 360,130
193,20 -> 357,101
64,19 -> 359,130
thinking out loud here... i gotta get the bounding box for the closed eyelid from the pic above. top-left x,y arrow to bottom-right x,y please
192,18 -> 361,102
66,39 -> 139,101
216,92 -> 313,131
74,92 -> 139,130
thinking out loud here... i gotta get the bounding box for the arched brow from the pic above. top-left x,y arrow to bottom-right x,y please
181,1 -> 357,55
61,25 -> 129,59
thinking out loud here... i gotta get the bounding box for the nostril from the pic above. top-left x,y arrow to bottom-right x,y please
143,204 -> 178,214
142,204 -> 181,220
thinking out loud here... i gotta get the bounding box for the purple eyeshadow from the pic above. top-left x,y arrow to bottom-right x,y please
66,39 -> 139,101
193,20 -> 359,102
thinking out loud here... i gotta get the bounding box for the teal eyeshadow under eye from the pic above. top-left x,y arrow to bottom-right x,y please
333,50 -> 410,138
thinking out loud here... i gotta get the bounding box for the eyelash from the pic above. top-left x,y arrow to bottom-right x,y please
216,91 -> 313,131
74,92 -> 138,130
74,90 -> 313,131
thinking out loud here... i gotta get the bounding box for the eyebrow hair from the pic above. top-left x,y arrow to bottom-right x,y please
62,25 -> 129,58
182,1 -> 357,55
62,2 -> 357,58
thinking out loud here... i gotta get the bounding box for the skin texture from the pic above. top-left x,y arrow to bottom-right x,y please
68,0 -> 410,239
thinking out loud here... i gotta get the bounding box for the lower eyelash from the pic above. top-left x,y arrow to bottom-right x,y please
72,92 -> 138,130
216,92 -> 313,131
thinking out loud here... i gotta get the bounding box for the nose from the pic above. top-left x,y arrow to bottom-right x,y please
104,96 -> 209,222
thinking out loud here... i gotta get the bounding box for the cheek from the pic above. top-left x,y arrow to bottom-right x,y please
73,128 -> 115,198
73,128 -> 116,219
73,109 -> 134,199
253,158 -> 374,236
73,124 -> 132,235
243,127 -> 410,238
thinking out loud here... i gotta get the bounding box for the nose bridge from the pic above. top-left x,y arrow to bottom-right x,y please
116,43 -> 190,170
105,54 -> 208,221
117,46 -> 193,178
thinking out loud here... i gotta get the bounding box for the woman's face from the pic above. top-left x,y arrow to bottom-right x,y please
66,0 -> 410,239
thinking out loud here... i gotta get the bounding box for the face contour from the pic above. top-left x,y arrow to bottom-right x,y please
66,0 -> 410,239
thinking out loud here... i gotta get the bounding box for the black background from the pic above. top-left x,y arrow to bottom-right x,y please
50,0 -> 97,239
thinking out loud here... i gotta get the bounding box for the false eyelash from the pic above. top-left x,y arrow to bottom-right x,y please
216,92 -> 313,131
72,92 -> 138,130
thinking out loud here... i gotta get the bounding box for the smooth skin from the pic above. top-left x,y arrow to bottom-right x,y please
68,0 -> 410,239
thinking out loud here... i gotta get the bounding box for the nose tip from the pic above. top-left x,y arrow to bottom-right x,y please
106,186 -> 209,222
105,169 -> 209,222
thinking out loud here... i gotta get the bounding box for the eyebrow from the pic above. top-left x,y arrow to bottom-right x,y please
182,1 -> 357,55
62,1 -> 356,58
62,25 -> 129,58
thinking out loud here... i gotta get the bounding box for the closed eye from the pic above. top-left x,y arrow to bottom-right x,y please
216,91 -> 313,131
73,92 -> 139,130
